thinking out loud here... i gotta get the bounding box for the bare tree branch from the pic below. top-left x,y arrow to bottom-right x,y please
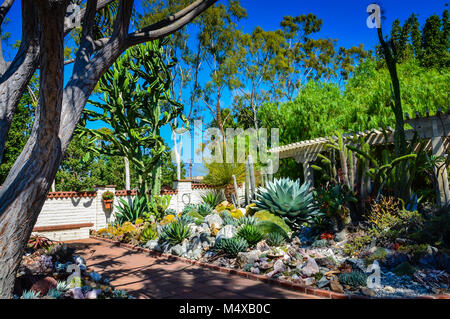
127,0 -> 217,47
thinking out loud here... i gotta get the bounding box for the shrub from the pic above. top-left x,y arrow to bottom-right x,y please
139,224 -> 158,243
364,247 -> 387,265
253,178 -> 320,230
161,220 -> 191,245
237,224 -> 265,246
266,232 -> 286,247
343,235 -> 373,256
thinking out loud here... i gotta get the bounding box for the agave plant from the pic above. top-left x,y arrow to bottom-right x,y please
237,216 -> 258,226
161,220 -> 191,245
266,232 -> 286,247
215,237 -> 248,257
253,178 -> 321,230
115,195 -> 149,224
21,290 -> 40,299
196,203 -> 213,217
201,190 -> 223,208
181,203 -> 197,215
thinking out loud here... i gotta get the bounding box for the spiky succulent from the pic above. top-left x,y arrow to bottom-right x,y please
196,203 -> 213,217
46,288 -> 64,299
338,271 -> 368,287
221,211 -> 240,227
181,203 -> 197,215
56,281 -> 70,292
218,237 -> 249,257
253,178 -> 320,230
237,224 -> 265,246
178,214 -> 195,225
238,216 -> 258,226
21,290 -> 40,299
201,190 -> 223,207
266,232 -> 286,247
139,224 -> 158,243
161,219 -> 191,245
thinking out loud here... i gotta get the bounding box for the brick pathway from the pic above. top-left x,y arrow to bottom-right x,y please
67,238 -> 321,299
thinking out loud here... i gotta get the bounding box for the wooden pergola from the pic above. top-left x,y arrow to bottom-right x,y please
268,108 -> 450,207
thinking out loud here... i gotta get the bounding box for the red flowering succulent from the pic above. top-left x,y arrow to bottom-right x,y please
320,233 -> 334,240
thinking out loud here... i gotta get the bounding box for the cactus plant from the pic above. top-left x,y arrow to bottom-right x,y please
253,178 -> 320,230
266,232 -> 286,246
216,237 -> 249,257
338,271 -> 368,287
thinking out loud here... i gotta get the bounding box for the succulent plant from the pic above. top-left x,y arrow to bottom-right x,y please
201,190 -> 223,207
221,211 -> 240,227
139,224 -> 158,243
46,288 -> 64,299
196,203 -> 213,217
238,216 -> 258,226
237,224 -> 265,246
21,290 -> 40,299
218,237 -> 249,257
56,281 -> 69,292
338,271 -> 368,287
266,232 -> 286,246
253,178 -> 320,230
161,219 -> 191,245
182,203 -> 197,215
178,214 -> 195,225
112,289 -> 128,299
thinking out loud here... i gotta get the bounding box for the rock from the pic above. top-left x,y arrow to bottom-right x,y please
188,236 -> 202,251
144,240 -> 159,250
216,225 -> 237,241
266,259 -> 286,277
360,287 -> 375,297
298,257 -> 320,277
256,240 -> 271,252
251,267 -> 260,275
259,261 -> 274,270
204,214 -> 223,229
236,250 -> 261,268
302,277 -> 315,286
73,255 -> 86,266
330,280 -> 345,293
70,287 -> 85,299
85,289 -> 100,299
171,242 -> 188,256
30,276 -> 57,296
383,286 -> 395,293
317,277 -> 330,288
316,257 -> 337,269
89,271 -> 102,282
335,230 -> 348,242
291,237 -> 301,246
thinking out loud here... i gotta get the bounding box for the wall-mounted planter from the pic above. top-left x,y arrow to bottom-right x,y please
103,199 -> 113,210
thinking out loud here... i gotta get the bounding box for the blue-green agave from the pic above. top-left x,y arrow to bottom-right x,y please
252,178 -> 321,230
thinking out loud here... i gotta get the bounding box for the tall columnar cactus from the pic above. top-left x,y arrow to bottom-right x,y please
252,178 -> 321,231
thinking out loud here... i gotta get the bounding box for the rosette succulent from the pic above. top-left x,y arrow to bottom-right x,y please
253,178 -> 320,230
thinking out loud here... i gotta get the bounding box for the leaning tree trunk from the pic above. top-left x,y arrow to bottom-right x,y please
124,156 -> 130,190
0,0 -> 66,298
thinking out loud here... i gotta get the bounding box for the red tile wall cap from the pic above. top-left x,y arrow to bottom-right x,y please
88,236 -> 450,300
47,191 -> 97,199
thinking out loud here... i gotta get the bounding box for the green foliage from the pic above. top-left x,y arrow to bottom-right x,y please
115,196 -> 149,225
203,162 -> 246,188
102,191 -> 114,201
161,220 -> 191,245
365,248 -> 387,265
216,237 -> 249,257
393,262 -> 416,276
314,184 -> 357,226
255,220 -> 289,239
139,224 -> 159,243
221,211 -> 240,227
21,290 -> 40,299
253,210 -> 292,235
253,178 -> 320,230
343,235 -> 373,256
196,203 -> 214,217
201,190 -> 224,208
237,224 -> 265,246
46,288 -> 63,299
266,232 -> 286,247
151,195 -> 172,221
237,216 -> 258,226
182,204 -> 197,215
338,271 -> 368,287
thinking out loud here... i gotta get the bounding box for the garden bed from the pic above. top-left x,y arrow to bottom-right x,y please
90,196 -> 450,300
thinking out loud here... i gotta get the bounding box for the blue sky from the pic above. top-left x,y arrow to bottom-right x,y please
2,0 -> 448,176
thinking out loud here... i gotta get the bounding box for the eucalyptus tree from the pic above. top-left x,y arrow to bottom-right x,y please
0,0 -> 216,298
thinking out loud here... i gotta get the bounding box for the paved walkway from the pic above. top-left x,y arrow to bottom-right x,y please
67,238 -> 321,299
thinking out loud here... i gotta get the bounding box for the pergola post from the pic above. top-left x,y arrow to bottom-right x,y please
303,161 -> 314,187
431,122 -> 450,207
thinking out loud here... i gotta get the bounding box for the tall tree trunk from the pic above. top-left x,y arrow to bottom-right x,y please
0,0 -> 66,298
124,156 -> 130,190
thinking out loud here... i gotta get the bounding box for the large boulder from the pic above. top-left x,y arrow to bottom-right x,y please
266,259 -> 286,277
236,250 -> 262,268
30,276 -> 57,296
216,225 -> 237,241
204,214 -> 223,229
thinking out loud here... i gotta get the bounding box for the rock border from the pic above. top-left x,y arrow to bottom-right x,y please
89,236 -> 450,300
